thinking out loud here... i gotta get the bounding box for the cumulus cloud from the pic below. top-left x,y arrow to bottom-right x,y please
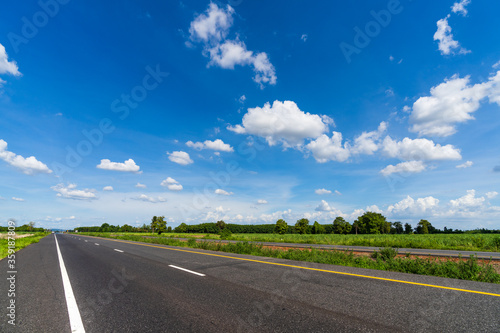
168,151 -> 193,165
315,200 -> 332,212
306,132 -> 350,163
228,100 -> 329,147
409,72 -> 500,137
450,189 -> 484,208
257,199 -> 268,204
161,177 -> 183,191
103,186 -> 114,191
188,3 -> 276,88
186,139 -> 234,152
51,183 -> 97,200
351,122 -> 387,155
433,15 -> 469,56
0,43 -> 21,76
97,159 -> 141,173
388,195 -> 440,215
382,137 -> 461,161
486,191 -> 498,199
215,189 -> 233,196
315,188 -> 332,195
0,139 -> 52,175
380,161 -> 427,176
135,183 -> 147,188
451,0 -> 471,16
456,161 -> 473,168
131,194 -> 166,203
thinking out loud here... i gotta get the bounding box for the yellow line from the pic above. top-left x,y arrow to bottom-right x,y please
78,235 -> 500,297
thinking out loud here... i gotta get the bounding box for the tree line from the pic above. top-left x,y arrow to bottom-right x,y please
71,212 -> 500,235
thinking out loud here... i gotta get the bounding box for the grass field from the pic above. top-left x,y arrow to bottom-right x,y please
92,232 -> 500,252
77,232 -> 500,283
0,232 -> 50,260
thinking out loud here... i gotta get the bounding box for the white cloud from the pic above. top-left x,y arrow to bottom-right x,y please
389,55 -> 394,61
382,136 -> 461,161
450,189 -> 484,209
228,100 -> 329,147
161,177 -> 183,191
409,72 -> 500,136
131,194 -> 166,203
380,161 -> 427,176
451,0 -> 471,16
301,34 -> 308,42
0,43 -> 21,76
335,190 -> 342,196
188,3 -> 276,88
186,139 -> 233,152
103,186 -> 114,191
257,199 -> 268,204
12,197 -> 25,202
168,151 -> 193,165
493,61 -> 500,69
486,191 -> 498,199
433,15 -> 469,56
351,122 -> 387,155
0,139 -> 52,175
97,159 -> 141,173
315,200 -> 332,212
315,188 -> 332,195
215,189 -> 233,196
135,183 -> 147,188
239,95 -> 246,103
388,195 -> 440,215
51,183 -> 97,200
456,161 -> 473,168
306,132 -> 351,163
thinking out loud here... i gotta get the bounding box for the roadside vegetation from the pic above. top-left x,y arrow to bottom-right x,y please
76,232 -> 500,284
0,232 -> 49,260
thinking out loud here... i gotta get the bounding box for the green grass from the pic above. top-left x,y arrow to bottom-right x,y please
77,232 -> 500,284
0,232 -> 50,260
98,232 -> 500,252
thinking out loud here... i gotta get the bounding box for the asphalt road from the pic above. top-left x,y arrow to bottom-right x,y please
152,237 -> 500,260
1,233 -> 500,332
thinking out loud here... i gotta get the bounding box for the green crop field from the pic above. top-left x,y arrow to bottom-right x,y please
0,232 -> 50,260
80,232 -> 500,252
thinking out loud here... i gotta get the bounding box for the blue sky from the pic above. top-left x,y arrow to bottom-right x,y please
1,0 -> 500,230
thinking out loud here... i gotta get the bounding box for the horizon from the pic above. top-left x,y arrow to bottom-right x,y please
1,0 -> 499,230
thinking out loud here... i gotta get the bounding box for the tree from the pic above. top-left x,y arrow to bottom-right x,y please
99,223 -> 110,232
295,218 -> 310,234
415,219 -> 432,234
216,220 -> 226,231
404,223 -> 413,234
274,219 -> 288,235
353,212 -> 388,234
312,221 -> 325,234
392,222 -> 404,234
333,217 -> 352,234
28,221 -> 35,231
151,216 -> 167,235
176,223 -> 188,233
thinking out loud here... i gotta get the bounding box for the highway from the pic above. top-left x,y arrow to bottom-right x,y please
1,233 -> 500,332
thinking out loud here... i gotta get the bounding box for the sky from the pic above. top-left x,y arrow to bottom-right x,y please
0,0 -> 499,230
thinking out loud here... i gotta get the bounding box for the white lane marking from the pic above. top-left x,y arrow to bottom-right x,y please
95,243 -> 99,246
84,240 -> 88,243
114,249 -> 124,253
54,234 -> 86,333
168,265 -> 206,277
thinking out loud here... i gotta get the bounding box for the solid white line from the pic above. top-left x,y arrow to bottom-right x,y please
168,265 -> 205,277
54,235 -> 86,333
114,249 -> 124,253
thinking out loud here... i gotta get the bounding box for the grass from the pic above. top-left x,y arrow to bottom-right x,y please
0,232 -> 50,260
98,232 -> 500,252
77,232 -> 500,284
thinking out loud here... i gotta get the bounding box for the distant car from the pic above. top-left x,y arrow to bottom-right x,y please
52,231 -> 55,234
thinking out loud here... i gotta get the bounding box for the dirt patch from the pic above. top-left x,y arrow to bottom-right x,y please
0,233 -> 34,239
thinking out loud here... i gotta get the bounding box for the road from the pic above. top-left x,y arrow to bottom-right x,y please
151,237 -> 500,260
1,233 -> 499,332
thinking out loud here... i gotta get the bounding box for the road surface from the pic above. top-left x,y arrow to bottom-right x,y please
1,233 -> 499,332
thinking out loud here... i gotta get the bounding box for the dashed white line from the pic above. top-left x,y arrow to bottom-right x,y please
54,234 -> 86,333
95,243 -> 99,246
114,249 -> 124,253
168,265 -> 205,277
